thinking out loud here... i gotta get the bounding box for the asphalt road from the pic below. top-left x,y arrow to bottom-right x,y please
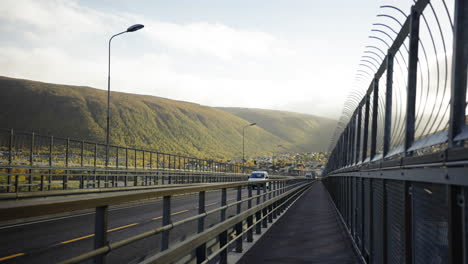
0,185 -> 277,264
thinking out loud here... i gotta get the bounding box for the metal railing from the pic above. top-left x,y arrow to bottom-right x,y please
0,128 -> 255,193
323,0 -> 468,263
0,179 -> 312,264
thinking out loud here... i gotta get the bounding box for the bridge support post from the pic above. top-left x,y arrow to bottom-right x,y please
196,191 -> 206,263
94,205 -> 109,264
161,196 -> 171,251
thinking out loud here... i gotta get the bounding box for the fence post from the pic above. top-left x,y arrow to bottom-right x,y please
404,6 -> 420,156
161,196 -> 171,251
236,185 -> 243,252
64,138 -> 69,190
94,206 -> 109,264
362,95 -> 370,162
262,183 -> 268,228
219,188 -> 228,264
29,132 -> 34,191
356,106 -> 362,164
94,143 -> 98,188
196,191 -> 206,263
7,129 -> 13,192
273,182 -> 278,219
382,179 -> 388,264
247,184 -> 253,242
125,147 -> 128,187
448,185 -> 463,264
256,185 -> 262,234
448,0 -> 468,148
370,79 -> 379,160
404,181 -> 413,264
383,52 -> 394,157
80,141 -> 84,189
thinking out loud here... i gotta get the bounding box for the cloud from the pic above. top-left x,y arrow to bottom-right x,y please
0,0 -> 349,119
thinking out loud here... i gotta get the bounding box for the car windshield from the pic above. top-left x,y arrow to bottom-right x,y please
250,173 -> 266,179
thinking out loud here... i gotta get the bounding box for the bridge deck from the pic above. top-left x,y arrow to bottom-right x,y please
240,181 -> 362,264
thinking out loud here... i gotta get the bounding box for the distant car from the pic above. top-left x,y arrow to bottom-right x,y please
305,172 -> 315,180
248,171 -> 269,189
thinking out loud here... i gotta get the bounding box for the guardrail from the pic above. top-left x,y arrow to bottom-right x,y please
0,178 -> 312,264
0,128 -> 256,193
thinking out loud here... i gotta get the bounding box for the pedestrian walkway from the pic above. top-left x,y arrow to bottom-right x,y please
239,181 -> 362,264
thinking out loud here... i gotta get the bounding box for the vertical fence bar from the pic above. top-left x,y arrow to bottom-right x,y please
124,148 -> 128,187
236,185 -> 243,253
64,137 -> 69,190
94,143 -> 97,188
356,106 -> 362,164
7,129 -> 13,192
161,195 -> 171,251
28,132 -> 34,192
382,179 -> 388,264
196,191 -> 206,263
448,0 -> 468,148
362,95 -> 370,162
448,185 -> 463,264
262,183 -> 268,228
370,79 -> 379,160
219,188 -> 228,264
383,52 -> 394,157
404,6 -> 420,155
404,181 -> 413,264
247,184 -> 253,242
94,206 -> 108,264
256,185 -> 261,234
80,141 -> 84,189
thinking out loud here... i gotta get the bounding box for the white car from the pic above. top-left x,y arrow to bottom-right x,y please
305,172 -> 315,180
248,171 -> 269,189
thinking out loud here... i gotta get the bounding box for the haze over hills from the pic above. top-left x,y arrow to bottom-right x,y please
217,107 -> 336,152
0,76 -> 335,159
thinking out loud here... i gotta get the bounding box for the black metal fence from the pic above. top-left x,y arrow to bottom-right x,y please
324,0 -> 467,263
0,128 -> 253,193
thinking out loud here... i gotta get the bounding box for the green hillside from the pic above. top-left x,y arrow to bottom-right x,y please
0,76 -> 293,159
0,76 -> 335,159
217,107 -> 336,152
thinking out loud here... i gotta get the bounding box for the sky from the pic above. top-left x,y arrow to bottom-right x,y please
0,0 -> 390,119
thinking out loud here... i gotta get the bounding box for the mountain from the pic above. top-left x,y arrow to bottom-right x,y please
0,76 -> 334,159
216,107 -> 336,152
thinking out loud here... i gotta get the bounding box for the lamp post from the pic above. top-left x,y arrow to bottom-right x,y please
242,123 -> 256,173
106,24 -> 144,167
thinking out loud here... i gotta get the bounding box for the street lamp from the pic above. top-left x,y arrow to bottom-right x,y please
106,24 -> 144,167
242,122 -> 256,173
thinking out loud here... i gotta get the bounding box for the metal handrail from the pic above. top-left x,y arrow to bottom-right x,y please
58,180 -> 311,264
0,179 -> 291,221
